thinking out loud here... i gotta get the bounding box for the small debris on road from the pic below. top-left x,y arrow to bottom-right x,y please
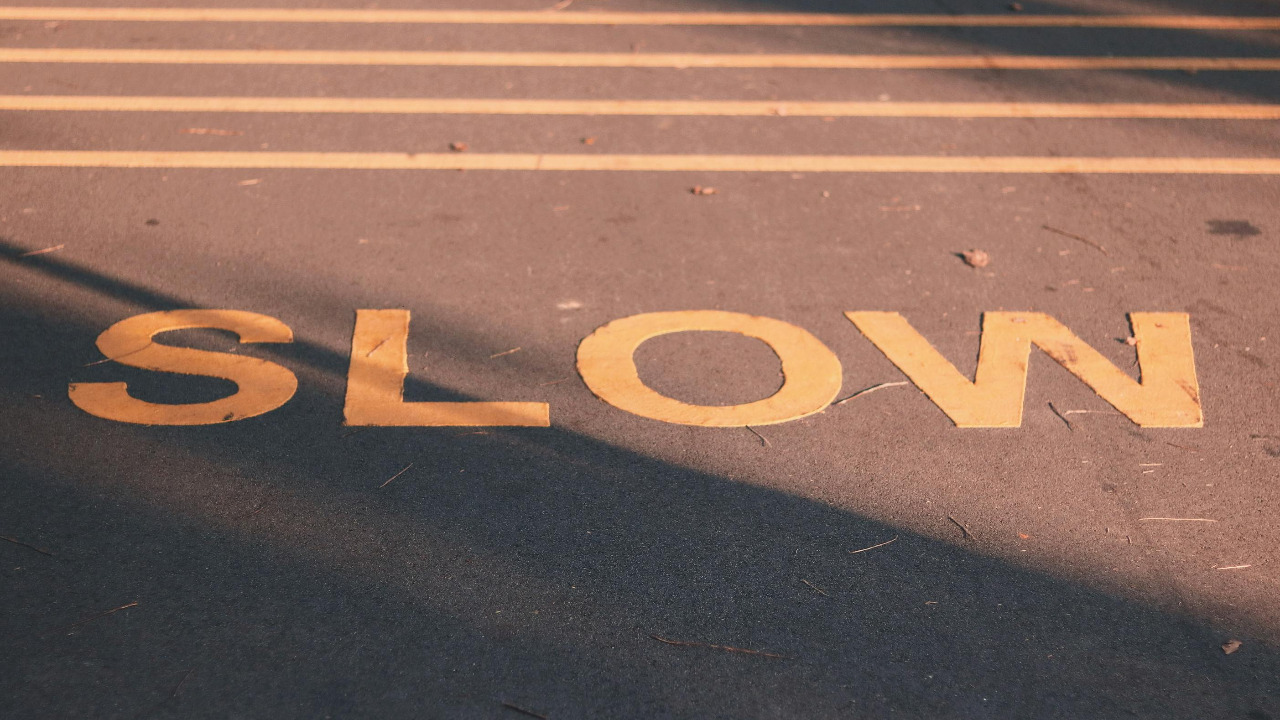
1137,517 -> 1217,522
961,249 -> 990,268
379,463 -> 414,489
238,178 -> 261,186
17,244 -> 64,258
489,347 -> 522,359
834,381 -> 908,406
1206,220 -> 1261,237
691,185 -> 717,195
745,425 -> 770,447
181,128 -> 243,136
581,136 -> 596,145
1008,2 -> 1023,11
949,515 -> 976,540
449,141 -> 469,152
162,668 -> 195,706
1048,402 -> 1073,430
1222,639 -> 1242,655
48,601 -> 138,635
848,536 -> 898,555
650,634 -> 790,659
801,579 -> 828,596
1042,224 -> 1110,256
145,219 -> 160,226
501,701 -> 549,719
1,535 -> 54,556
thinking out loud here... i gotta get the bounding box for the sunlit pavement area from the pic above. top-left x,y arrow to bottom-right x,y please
2,0 -> 1279,717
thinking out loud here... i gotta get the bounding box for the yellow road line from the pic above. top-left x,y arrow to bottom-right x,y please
3,95 -> 1279,118
1,7 -> 1278,29
2,151 -> 1278,174
3,48 -> 1278,70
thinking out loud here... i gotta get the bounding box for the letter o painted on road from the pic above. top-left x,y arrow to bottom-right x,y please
576,310 -> 843,427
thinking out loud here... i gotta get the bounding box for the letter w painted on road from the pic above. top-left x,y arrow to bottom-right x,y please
845,312 -> 1201,428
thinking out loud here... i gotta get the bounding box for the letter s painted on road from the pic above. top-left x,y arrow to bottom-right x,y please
69,309 -> 297,425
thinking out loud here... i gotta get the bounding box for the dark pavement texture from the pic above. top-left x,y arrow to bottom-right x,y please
2,0 -> 1279,717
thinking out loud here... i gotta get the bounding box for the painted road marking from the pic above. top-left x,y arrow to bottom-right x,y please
3,48 -> 1278,71
5,96 -> 1280,119
345,309 -> 549,427
4,151 -> 1280,174
846,312 -> 1201,428
67,309 -> 1203,429
2,7 -> 1278,29
68,310 -> 297,425
577,311 -> 843,427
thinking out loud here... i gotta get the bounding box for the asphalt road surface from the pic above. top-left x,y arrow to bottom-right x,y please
2,0 -> 1279,717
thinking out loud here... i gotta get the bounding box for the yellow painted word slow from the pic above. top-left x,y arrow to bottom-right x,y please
69,309 -> 1203,429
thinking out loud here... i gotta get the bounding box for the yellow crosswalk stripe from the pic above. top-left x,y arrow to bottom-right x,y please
3,151 -> 1278,174
1,7 -> 1277,29
3,96 -> 1278,119
3,48 -> 1279,70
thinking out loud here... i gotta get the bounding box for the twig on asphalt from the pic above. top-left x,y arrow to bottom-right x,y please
848,536 -> 898,555
745,425 -> 770,447
48,601 -> 138,635
1042,224 -> 1110,256
379,463 -> 414,488
949,515 -> 976,540
649,634 -> 790,659
1047,402 -> 1073,431
489,347 -> 522,359
834,381 -> 908,406
501,701 -> 549,719
1137,517 -> 1217,522
1,535 -> 54,557
82,343 -> 153,367
801,579 -> 828,596
18,244 -> 64,257
168,668 -> 194,702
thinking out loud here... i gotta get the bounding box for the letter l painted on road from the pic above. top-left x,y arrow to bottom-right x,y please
344,309 -> 549,426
